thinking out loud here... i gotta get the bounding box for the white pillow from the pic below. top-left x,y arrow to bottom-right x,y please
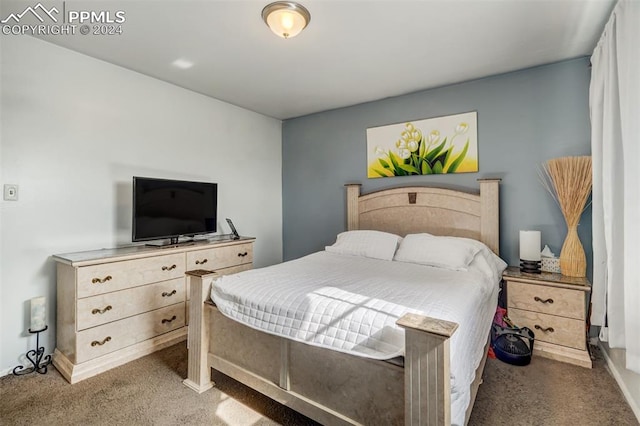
467,245 -> 508,283
393,233 -> 481,271
325,230 -> 402,261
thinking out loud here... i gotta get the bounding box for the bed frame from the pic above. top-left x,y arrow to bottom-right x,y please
184,179 -> 500,426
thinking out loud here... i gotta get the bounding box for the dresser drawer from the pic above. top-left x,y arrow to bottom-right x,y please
217,263 -> 253,277
75,303 -> 185,363
186,263 -> 253,306
508,308 -> 586,350
77,278 -> 185,330
507,281 -> 585,320
186,263 -> 253,301
186,243 -> 253,270
185,263 -> 252,325
77,253 -> 185,298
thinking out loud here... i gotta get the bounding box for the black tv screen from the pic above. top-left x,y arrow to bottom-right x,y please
132,177 -> 217,242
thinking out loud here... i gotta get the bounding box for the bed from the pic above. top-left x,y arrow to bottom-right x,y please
184,179 -> 502,426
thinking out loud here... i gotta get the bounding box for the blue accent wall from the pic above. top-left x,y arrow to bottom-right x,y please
282,58 -> 592,273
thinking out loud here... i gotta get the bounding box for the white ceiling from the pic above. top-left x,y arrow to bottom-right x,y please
30,0 -> 614,119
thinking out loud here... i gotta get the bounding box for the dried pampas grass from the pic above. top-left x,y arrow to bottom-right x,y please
539,156 -> 592,277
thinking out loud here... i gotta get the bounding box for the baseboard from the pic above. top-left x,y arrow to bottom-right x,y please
599,342 -> 640,423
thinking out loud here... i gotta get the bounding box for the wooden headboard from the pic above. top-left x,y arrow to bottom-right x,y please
345,179 -> 500,254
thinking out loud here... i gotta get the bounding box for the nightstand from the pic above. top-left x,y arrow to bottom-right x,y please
502,266 -> 592,368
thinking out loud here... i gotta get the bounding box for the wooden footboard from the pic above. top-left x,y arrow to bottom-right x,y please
397,313 -> 458,425
182,269 -> 215,394
184,271 -> 459,426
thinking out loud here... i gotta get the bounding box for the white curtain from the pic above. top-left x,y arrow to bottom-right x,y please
590,0 -> 640,374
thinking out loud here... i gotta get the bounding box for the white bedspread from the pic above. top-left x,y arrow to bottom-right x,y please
212,250 -> 504,425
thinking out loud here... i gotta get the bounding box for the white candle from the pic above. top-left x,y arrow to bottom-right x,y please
30,296 -> 46,331
519,230 -> 541,261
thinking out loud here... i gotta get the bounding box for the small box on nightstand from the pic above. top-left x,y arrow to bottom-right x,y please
541,257 -> 560,273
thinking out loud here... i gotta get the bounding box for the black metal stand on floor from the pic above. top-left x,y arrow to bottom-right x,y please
13,326 -> 52,375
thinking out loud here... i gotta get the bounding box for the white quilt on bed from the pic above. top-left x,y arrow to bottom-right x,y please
211,250 -> 505,425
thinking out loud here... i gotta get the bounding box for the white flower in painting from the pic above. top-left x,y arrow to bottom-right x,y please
455,122 -> 469,135
403,123 -> 416,136
398,148 -> 411,159
428,130 -> 440,145
407,140 -> 419,152
402,123 -> 422,145
396,139 -> 407,149
374,146 -> 386,157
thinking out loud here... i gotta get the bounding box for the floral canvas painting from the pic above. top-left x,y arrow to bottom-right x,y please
366,111 -> 478,178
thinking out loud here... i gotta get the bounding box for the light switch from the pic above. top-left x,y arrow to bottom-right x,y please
4,184 -> 18,201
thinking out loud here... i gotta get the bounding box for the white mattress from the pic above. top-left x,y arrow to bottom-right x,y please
212,250 -> 505,425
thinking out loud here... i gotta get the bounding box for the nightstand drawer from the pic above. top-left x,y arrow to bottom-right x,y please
508,308 -> 586,350
507,281 -> 584,320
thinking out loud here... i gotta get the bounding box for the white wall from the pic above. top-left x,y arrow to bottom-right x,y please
0,36 -> 283,374
0,31 -> 4,373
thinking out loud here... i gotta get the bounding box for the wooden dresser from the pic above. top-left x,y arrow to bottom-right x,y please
53,237 -> 254,383
502,266 -> 592,368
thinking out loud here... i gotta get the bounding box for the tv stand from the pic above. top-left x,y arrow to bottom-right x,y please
146,237 -> 191,247
52,237 -> 255,384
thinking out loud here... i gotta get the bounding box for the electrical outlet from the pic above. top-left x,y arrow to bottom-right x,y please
4,184 -> 18,201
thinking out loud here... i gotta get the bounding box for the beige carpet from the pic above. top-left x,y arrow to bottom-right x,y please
0,343 -> 637,425
470,346 -> 638,425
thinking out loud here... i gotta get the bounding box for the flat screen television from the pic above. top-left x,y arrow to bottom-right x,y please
132,177 -> 217,245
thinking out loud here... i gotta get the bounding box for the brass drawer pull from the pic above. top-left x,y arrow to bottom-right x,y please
162,290 -> 177,297
91,305 -> 112,315
238,252 -> 248,257
162,264 -> 177,271
534,296 -> 554,304
91,275 -> 112,284
195,259 -> 208,265
534,325 -> 555,333
91,336 -> 112,346
162,315 -> 177,324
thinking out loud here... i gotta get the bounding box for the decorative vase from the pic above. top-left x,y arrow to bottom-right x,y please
559,224 -> 586,277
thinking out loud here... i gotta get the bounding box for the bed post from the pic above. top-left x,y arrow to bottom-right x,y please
183,269 -> 217,393
478,178 -> 501,255
345,184 -> 362,231
397,313 -> 458,426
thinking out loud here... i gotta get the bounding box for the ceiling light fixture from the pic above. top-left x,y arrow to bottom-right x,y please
171,58 -> 194,69
262,1 -> 310,39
